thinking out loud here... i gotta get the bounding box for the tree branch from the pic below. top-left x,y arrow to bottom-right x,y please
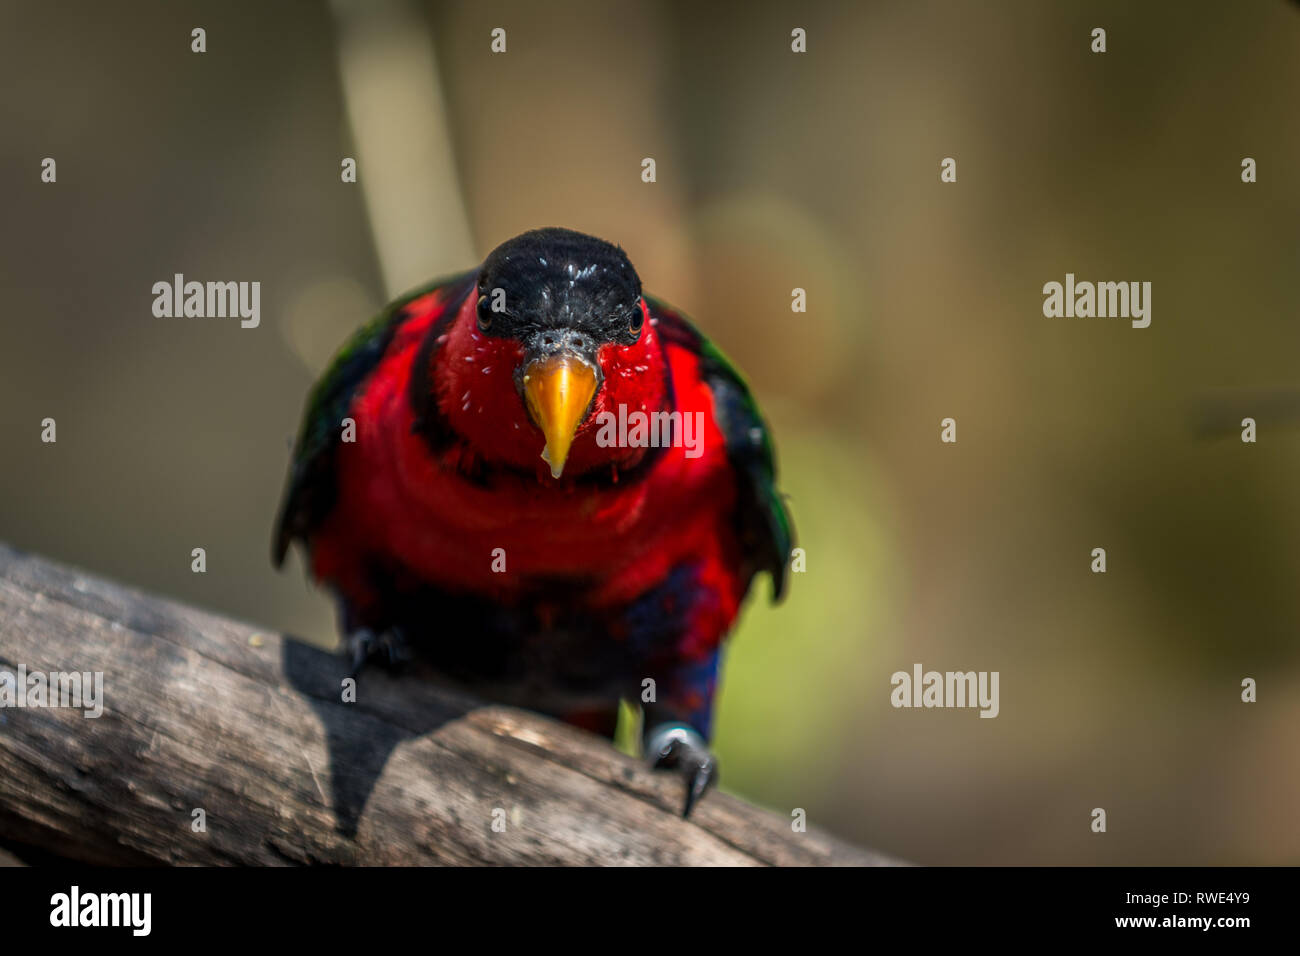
0,543 -> 894,866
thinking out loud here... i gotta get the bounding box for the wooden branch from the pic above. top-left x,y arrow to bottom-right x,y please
0,544 -> 894,866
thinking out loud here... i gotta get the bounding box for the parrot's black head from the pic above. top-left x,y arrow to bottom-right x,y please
475,227 -> 644,353
473,228 -> 649,479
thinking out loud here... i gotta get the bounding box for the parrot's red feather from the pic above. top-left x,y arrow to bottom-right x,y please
308,289 -> 748,660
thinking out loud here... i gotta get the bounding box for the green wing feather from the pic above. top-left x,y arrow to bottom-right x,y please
272,272 -> 474,566
646,294 -> 794,601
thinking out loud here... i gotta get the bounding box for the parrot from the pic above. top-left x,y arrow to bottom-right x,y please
273,227 -> 792,817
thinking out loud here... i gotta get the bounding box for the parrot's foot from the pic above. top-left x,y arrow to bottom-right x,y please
646,723 -> 718,819
345,627 -> 411,679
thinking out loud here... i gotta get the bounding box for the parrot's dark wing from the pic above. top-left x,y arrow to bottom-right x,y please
273,272 -> 476,567
646,294 -> 794,600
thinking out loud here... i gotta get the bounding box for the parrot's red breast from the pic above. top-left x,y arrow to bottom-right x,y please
309,287 -> 746,659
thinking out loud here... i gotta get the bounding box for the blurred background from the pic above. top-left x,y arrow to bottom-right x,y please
2,0 -> 1298,864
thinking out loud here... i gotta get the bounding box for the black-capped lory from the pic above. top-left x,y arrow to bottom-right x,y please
273,228 -> 792,816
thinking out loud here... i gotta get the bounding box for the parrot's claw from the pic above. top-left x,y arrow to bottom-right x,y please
646,723 -> 718,819
346,627 -> 411,679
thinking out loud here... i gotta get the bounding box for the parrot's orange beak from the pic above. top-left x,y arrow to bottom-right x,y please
523,354 -> 599,479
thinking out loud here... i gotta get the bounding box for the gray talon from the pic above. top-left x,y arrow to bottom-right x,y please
646,723 -> 718,818
346,627 -> 411,678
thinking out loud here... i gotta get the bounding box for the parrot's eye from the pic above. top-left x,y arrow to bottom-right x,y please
476,296 -> 492,332
628,302 -> 644,337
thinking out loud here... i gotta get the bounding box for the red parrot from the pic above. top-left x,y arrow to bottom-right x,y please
274,228 -> 792,815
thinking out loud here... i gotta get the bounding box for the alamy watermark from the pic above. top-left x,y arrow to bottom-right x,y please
1042,273 -> 1150,328
152,274 -> 260,328
50,886 -> 150,936
593,404 -> 704,458
0,665 -> 103,718
891,663 -> 999,718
